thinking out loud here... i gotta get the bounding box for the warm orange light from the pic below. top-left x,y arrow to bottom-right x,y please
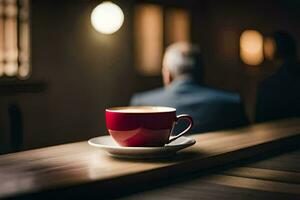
165,9 -> 190,45
264,37 -> 276,61
0,0 -> 31,78
0,11 -> 3,77
240,30 -> 264,66
134,4 -> 163,75
4,62 -> 18,76
18,63 -> 30,79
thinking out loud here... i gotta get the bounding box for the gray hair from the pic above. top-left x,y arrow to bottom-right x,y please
163,42 -> 203,78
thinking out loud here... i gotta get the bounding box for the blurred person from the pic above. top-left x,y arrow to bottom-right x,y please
131,42 -> 248,133
256,31 -> 300,122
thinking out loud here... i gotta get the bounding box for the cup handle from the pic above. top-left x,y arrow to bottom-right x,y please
168,114 -> 193,143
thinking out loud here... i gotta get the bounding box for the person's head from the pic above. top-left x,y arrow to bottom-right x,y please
264,31 -> 297,62
162,42 -> 203,86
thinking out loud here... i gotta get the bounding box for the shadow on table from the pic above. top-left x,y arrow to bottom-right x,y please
109,150 -> 206,163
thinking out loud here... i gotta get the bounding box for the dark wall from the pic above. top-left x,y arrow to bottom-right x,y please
1,0 -> 145,152
0,0 -> 299,152
192,0 -> 300,119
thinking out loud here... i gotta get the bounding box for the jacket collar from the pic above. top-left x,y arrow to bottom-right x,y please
165,76 -> 200,91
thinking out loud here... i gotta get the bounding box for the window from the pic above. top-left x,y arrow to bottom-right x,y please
134,4 -> 191,76
165,8 -> 190,45
134,4 -> 163,76
0,0 -> 30,79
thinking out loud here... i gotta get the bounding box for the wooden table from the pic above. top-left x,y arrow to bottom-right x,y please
0,118 -> 300,199
121,149 -> 300,200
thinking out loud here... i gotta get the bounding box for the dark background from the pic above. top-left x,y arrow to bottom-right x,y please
0,0 -> 299,153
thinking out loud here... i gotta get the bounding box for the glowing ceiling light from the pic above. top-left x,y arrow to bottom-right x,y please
91,1 -> 124,34
240,30 -> 264,66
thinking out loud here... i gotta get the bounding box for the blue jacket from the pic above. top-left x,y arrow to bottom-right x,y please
130,78 -> 248,133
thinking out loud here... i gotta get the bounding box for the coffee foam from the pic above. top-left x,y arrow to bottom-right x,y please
106,106 -> 176,113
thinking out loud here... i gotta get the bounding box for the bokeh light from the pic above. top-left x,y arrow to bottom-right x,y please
240,30 -> 264,66
91,1 -> 124,34
18,63 -> 30,79
4,62 -> 18,76
264,37 -> 276,61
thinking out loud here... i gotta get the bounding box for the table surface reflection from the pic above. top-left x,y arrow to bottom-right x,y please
0,118 -> 299,199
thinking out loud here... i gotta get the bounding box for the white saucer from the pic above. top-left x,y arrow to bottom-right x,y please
88,136 -> 196,159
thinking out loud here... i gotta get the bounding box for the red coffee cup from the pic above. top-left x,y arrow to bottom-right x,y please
105,106 -> 193,147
